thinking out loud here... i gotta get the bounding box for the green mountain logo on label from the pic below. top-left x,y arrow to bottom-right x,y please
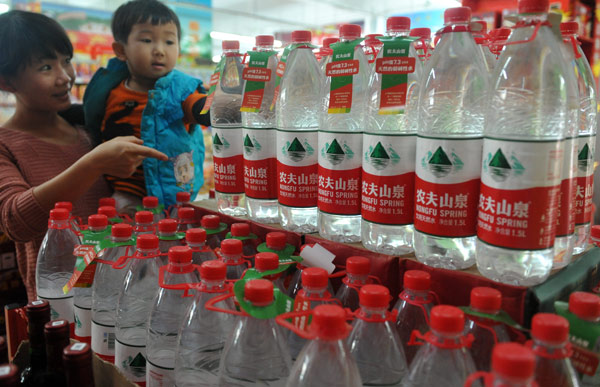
365,141 -> 401,170
75,315 -> 82,329
321,138 -> 355,165
243,134 -> 262,156
50,306 -> 59,320
483,148 -> 525,181
213,133 -> 230,153
427,146 -> 453,177
578,143 -> 592,172
283,137 -> 314,162
122,353 -> 146,378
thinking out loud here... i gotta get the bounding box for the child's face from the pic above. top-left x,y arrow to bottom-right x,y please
121,21 -> 179,84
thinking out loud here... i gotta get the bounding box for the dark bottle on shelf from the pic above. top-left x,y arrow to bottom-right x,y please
0,364 -> 20,386
20,300 -> 51,386
63,342 -> 95,387
43,319 -> 70,387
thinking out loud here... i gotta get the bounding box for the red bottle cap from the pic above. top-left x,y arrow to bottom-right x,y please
54,201 -> 73,212
302,267 -> 328,289
179,207 -> 196,222
98,205 -> 117,218
168,246 -> 193,264
292,30 -> 312,43
531,313 -> 569,344
410,27 -> 431,39
245,279 -> 274,306
88,214 -> 108,229
256,35 -> 274,46
339,24 -> 361,40
98,197 -> 116,207
322,37 -> 339,48
186,228 -> 207,244
222,40 -> 239,50
430,305 -> 465,335
201,214 -> 220,229
518,0 -> 548,14
569,292 -> 600,320
63,342 -> 92,367
231,223 -> 250,237
143,196 -> 159,209
560,21 -> 579,36
137,234 -> 159,250
255,252 -> 279,272
135,211 -> 154,224
111,223 -> 132,238
359,284 -> 391,309
403,270 -> 431,291
266,232 -> 286,250
200,260 -> 227,280
176,191 -> 191,203
444,7 -> 471,24
492,342 -> 536,381
50,208 -> 69,221
470,287 -> 502,313
310,304 -> 350,341
221,239 -> 242,255
25,300 -> 50,319
346,256 -> 370,275
387,16 -> 411,31
44,319 -> 70,341
158,218 -> 178,233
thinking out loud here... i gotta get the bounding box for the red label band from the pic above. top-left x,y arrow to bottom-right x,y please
477,184 -> 560,250
328,83 -> 353,111
214,155 -> 245,193
375,57 -> 416,74
277,161 -> 318,207
317,166 -> 362,215
575,175 -> 594,225
242,67 -> 272,82
276,61 -> 286,77
361,171 -> 414,225
556,177 -> 576,236
570,344 -> 600,376
244,158 -> 277,199
414,177 -> 480,237
325,59 -> 360,77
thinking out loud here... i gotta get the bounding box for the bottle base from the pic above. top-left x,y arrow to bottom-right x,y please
246,198 -> 279,224
553,234 -> 574,269
361,221 -> 414,255
413,231 -> 476,270
573,223 -> 590,255
279,204 -> 318,233
318,212 -> 361,243
216,192 -> 247,216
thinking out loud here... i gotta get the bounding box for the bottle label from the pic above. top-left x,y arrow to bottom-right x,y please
478,138 -> 563,250
213,127 -> 245,194
327,38 -> 364,114
38,295 -> 74,322
74,303 -> 91,338
318,131 -> 362,215
556,137 -> 577,237
414,136 -> 482,237
575,135 -> 596,225
376,37 -> 417,115
115,339 -> 147,383
91,320 -> 115,359
146,359 -> 174,387
201,58 -> 224,115
243,128 -> 277,199
276,129 -> 319,207
241,51 -> 277,112
362,133 -> 416,225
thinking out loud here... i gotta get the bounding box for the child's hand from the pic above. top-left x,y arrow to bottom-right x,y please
87,136 -> 168,178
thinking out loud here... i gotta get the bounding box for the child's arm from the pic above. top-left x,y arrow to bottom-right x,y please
182,85 -> 211,128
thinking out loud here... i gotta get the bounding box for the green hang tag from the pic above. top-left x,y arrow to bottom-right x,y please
376,37 -> 417,115
225,232 -> 259,241
256,242 -> 296,262
241,51 -> 277,113
135,204 -> 165,215
201,57 -> 225,115
242,265 -> 289,280
270,42 -> 318,111
203,222 -> 228,235
234,278 -> 294,319
109,217 -> 123,224
158,232 -> 186,241
459,306 -> 525,331
327,38 -> 364,114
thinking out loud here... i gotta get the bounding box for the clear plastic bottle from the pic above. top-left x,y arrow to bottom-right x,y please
465,342 -> 536,387
54,201 -> 81,234
472,20 -> 497,72
409,28 -> 432,62
276,30 -> 323,233
115,234 -> 162,385
318,37 -> 339,74
348,284 -> 408,385
201,214 -> 225,249
134,211 -> 156,236
219,279 -> 292,386
362,33 -> 383,65
98,205 -> 121,225
211,40 -> 246,217
362,16 -> 422,255
91,223 -> 135,363
335,256 -> 371,311
174,260 -> 236,387
414,6 -> 489,270
568,292 -> 600,386
36,208 -> 79,323
169,191 -> 191,219
530,313 -> 582,387
157,218 -> 181,260
228,222 -> 259,259
185,228 -> 218,265
560,22 -> 598,255
146,246 -> 199,386
143,196 -> 165,223
401,305 -> 478,386
176,207 -> 197,233
464,287 -> 511,372
476,0 -> 578,286
393,270 -> 436,365
319,24 -> 369,242
98,196 -> 117,209
220,239 -> 248,280
242,35 -> 279,224
254,252 -> 287,292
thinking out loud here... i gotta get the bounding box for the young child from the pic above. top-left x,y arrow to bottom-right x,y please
84,0 -> 210,213
0,10 -> 167,301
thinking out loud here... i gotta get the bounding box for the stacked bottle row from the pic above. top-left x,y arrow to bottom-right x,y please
208,0 -> 597,287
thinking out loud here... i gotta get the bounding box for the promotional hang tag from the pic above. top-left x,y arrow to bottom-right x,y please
241,50 -> 277,112
234,278 -> 294,319
326,38 -> 364,114
376,36 -> 417,115
201,57 -> 225,114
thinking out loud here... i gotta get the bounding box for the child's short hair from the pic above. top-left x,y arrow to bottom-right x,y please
0,10 -> 73,78
111,0 -> 181,43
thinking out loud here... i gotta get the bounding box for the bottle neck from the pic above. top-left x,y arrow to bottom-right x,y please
111,236 -> 132,243
387,30 -> 409,37
345,273 -> 367,285
518,12 -> 548,24
256,45 -> 274,51
403,288 -> 431,303
531,338 -> 570,359
200,279 -> 227,292
223,49 -> 240,57
188,241 -> 206,249
159,231 -> 176,237
359,306 -> 388,320
88,226 -> 107,233
222,253 -> 244,264
49,219 -> 69,229
302,286 -> 328,298
137,247 -> 159,257
167,261 -> 193,274
493,375 -> 533,387
341,36 -> 360,42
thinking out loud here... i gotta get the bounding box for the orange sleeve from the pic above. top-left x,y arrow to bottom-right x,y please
182,90 -> 208,127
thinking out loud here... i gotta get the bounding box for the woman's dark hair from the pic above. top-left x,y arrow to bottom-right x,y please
0,10 -> 73,78
111,0 -> 181,43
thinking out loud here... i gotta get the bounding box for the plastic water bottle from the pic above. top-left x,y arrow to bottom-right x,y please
348,284 -> 408,385
91,223 -> 135,363
176,207 -> 197,233
211,40 -> 246,217
219,279 -> 292,385
143,196 -> 165,223
134,211 -> 156,236
254,252 -> 287,292
414,6 -> 489,270
115,234 -> 162,385
36,208 -> 79,323
146,246 -> 199,386
362,16 -> 422,255
401,305 -> 478,386
335,256 -> 371,311
363,33 -> 383,65
410,28 -> 432,62
98,205 -> 121,225
242,35 -> 279,224
465,342 -> 536,387
465,287 -> 511,371
201,214 -> 225,249
98,197 -> 116,208
157,219 -> 181,264
170,191 -> 191,219
54,201 -> 80,233
228,222 -> 259,259
318,37 -> 339,74
393,270 -> 436,365
285,304 -> 362,386
185,228 -> 217,265
568,292 -> 600,386
530,313 -> 581,386
319,23 -> 369,242
476,0 -> 578,286
276,30 -> 323,233
472,20 -> 497,72
220,239 -> 248,280
560,22 -> 598,255
175,260 -> 236,386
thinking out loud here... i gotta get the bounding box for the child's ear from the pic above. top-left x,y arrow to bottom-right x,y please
0,77 -> 15,93
112,41 -> 127,61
